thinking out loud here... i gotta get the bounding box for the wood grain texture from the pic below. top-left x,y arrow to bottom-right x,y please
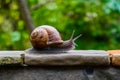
25,50 -> 110,66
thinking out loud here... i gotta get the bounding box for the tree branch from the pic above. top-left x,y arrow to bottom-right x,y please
30,0 -> 54,11
18,0 -> 35,33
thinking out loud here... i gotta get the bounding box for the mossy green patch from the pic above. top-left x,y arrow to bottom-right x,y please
0,57 -> 22,66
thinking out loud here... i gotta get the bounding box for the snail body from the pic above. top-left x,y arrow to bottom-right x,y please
30,25 -> 81,52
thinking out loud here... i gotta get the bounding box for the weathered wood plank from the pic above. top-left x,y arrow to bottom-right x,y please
107,50 -> 120,66
25,50 -> 110,66
0,66 -> 120,80
0,51 -> 24,66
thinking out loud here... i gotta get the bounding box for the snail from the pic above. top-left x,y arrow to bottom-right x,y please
30,25 -> 82,52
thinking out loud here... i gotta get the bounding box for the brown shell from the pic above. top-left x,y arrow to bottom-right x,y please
30,27 -> 48,49
30,25 -> 63,49
40,25 -> 63,45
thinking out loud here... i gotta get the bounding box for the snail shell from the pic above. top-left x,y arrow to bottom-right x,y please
30,25 -> 63,49
30,25 -> 82,51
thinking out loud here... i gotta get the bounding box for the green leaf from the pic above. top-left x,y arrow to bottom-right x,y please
10,31 -> 21,42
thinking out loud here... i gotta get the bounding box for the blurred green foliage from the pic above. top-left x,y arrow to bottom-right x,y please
0,0 -> 120,50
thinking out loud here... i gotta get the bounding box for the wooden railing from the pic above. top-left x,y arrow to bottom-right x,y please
0,50 -> 120,66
